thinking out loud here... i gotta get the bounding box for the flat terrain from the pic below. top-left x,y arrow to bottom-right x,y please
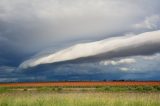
0,81 -> 160,87
0,82 -> 160,106
0,92 -> 160,106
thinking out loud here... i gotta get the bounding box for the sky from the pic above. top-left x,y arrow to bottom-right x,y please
0,0 -> 160,82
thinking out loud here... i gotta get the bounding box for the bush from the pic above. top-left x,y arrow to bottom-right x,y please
23,88 -> 28,91
135,86 -> 144,91
37,87 -> 50,91
56,87 -> 62,92
52,88 -> 56,91
104,86 -> 111,91
143,86 -> 154,91
153,86 -> 160,91
0,87 -> 8,93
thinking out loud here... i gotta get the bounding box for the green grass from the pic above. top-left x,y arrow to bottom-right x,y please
1,86 -> 160,93
95,86 -> 160,92
0,86 -> 160,106
0,92 -> 160,106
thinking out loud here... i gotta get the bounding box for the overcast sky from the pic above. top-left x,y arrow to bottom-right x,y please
0,0 -> 160,82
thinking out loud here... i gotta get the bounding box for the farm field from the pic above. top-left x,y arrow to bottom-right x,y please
0,81 -> 160,106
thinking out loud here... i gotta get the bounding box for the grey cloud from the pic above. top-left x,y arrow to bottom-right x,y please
133,15 -> 160,30
0,0 -> 160,81
0,0 -> 160,54
142,53 -> 160,60
0,78 -> 18,82
19,30 -> 160,69
0,66 -> 15,72
112,54 -> 160,73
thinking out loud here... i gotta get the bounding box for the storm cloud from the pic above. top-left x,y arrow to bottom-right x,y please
0,0 -> 160,81
1,0 -> 160,54
19,30 -> 160,69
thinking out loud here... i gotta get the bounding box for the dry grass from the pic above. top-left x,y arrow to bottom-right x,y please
0,92 -> 160,106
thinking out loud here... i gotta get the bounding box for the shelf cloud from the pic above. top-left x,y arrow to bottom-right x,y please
0,0 -> 160,81
19,30 -> 160,69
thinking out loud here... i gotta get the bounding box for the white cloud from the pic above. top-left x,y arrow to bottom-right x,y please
142,53 -> 160,60
119,67 -> 129,72
19,30 -> 160,69
0,78 -> 18,82
0,66 -> 15,72
133,15 -> 160,29
100,58 -> 136,66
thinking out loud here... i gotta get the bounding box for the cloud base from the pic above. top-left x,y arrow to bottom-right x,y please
19,30 -> 160,69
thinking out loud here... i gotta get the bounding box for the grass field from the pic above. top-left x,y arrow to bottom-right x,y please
0,82 -> 160,106
0,92 -> 160,106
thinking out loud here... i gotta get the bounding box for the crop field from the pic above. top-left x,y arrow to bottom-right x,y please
0,81 -> 160,106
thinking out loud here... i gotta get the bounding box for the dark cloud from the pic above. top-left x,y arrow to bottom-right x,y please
0,0 -> 160,81
19,30 -> 160,69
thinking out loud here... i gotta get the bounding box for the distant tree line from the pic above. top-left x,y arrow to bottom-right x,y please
0,79 -> 160,83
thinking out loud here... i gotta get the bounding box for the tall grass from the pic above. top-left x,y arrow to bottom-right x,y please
0,92 -> 160,106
